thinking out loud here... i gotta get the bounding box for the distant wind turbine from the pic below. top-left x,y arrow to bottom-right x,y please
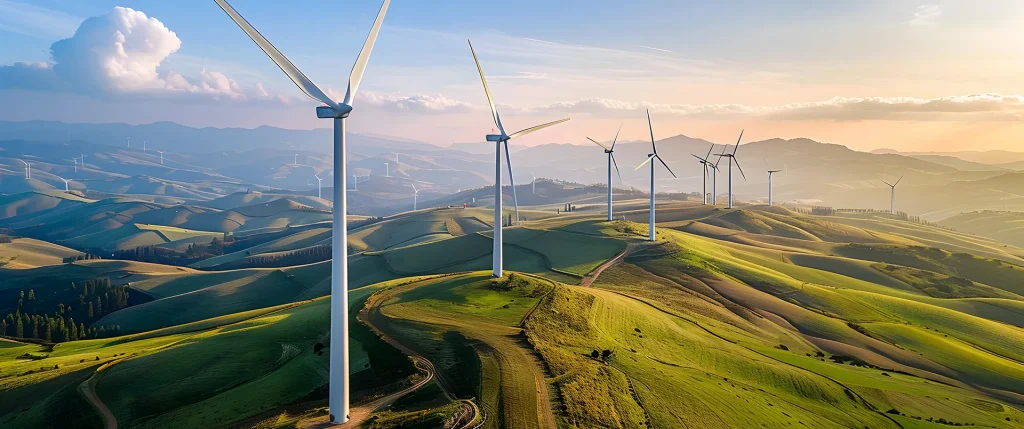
587,123 -> 623,221
143,140 -> 147,152
214,0 -> 390,421
71,158 -> 77,173
882,176 -> 903,214
468,39 -> 569,277
294,153 -> 298,165
314,174 -> 323,199
713,130 -> 746,209
765,159 -> 782,206
54,175 -> 71,191
127,137 -> 130,148
531,172 -> 537,194
384,162 -> 389,177
156,150 -> 165,165
691,144 -> 716,205
634,110 -> 676,241
18,160 -> 30,179
411,183 -> 420,210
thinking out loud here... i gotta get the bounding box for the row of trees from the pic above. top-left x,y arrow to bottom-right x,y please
109,237 -> 231,266
230,244 -> 331,269
63,253 -> 102,263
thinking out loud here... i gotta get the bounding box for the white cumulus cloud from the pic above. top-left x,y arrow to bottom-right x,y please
0,6 -> 265,101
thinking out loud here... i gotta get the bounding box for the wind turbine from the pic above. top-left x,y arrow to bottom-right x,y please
18,160 -> 30,179
126,137 -> 130,149
691,144 -> 715,205
314,174 -> 323,199
54,175 -> 71,191
411,183 -> 419,210
586,124 -> 623,221
352,174 -> 358,191
156,151 -> 165,165
468,40 -> 569,277
214,0 -> 390,423
634,110 -> 676,241
713,130 -> 746,209
143,140 -> 147,152
71,158 -> 77,173
765,159 -> 782,206
531,173 -> 537,194
384,162 -> 389,177
882,176 -> 903,214
294,153 -> 298,165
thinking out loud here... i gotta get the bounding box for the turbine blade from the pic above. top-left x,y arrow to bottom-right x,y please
733,129 -> 744,155
647,109 -> 657,154
504,141 -> 520,215
704,144 -> 714,161
691,153 -> 705,162
587,137 -> 610,151
895,175 -> 904,186
882,180 -> 893,187
508,118 -> 569,140
468,40 -> 504,135
213,0 -> 338,109
610,122 -> 622,151
611,153 -> 623,182
635,154 -> 656,171
734,158 -> 746,180
344,0 -> 391,106
656,155 -> 677,178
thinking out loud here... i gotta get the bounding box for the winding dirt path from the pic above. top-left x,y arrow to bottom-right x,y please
580,243 -> 635,287
78,360 -> 122,429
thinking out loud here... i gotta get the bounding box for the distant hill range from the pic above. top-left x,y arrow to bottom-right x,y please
5,120 -> 1024,219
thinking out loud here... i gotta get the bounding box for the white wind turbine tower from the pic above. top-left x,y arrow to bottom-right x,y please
634,110 -> 677,241
352,175 -> 358,191
54,174 -> 71,191
411,183 -> 419,210
882,175 -> 903,214
126,137 -> 130,149
713,131 -> 746,209
143,140 -> 147,152
690,144 -> 715,205
468,40 -> 569,277
19,160 -> 31,179
214,0 -> 390,423
71,158 -> 78,173
156,150 -> 165,165
294,153 -> 298,165
314,174 -> 323,199
586,124 -> 623,221
384,162 -> 389,177
531,173 -> 537,194
765,159 -> 782,206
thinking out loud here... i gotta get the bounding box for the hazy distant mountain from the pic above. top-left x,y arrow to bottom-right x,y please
871,148 -> 1024,166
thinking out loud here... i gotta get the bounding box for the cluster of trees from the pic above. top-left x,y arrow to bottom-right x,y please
0,228 -> 12,243
63,253 -> 103,263
1,278 -> 138,343
111,237 -> 231,266
230,244 -> 331,269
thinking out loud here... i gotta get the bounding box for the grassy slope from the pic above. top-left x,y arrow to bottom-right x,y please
370,273 -> 554,429
0,237 -> 80,269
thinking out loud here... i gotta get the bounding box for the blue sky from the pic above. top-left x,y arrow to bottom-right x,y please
2,0 -> 1024,151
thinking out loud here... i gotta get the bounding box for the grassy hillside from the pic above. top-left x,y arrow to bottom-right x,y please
0,238 -> 80,269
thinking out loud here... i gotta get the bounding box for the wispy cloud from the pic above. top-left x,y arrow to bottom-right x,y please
908,4 -> 943,26
637,45 -> 674,54
501,93 -> 1024,122
0,0 -> 82,39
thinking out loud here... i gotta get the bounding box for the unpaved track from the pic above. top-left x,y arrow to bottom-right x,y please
580,243 -> 635,287
79,360 -> 121,429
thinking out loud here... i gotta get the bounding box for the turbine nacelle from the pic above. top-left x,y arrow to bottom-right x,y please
486,134 -> 505,142
316,104 -> 354,119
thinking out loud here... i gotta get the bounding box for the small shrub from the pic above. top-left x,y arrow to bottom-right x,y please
778,344 -> 789,351
590,350 -> 600,359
